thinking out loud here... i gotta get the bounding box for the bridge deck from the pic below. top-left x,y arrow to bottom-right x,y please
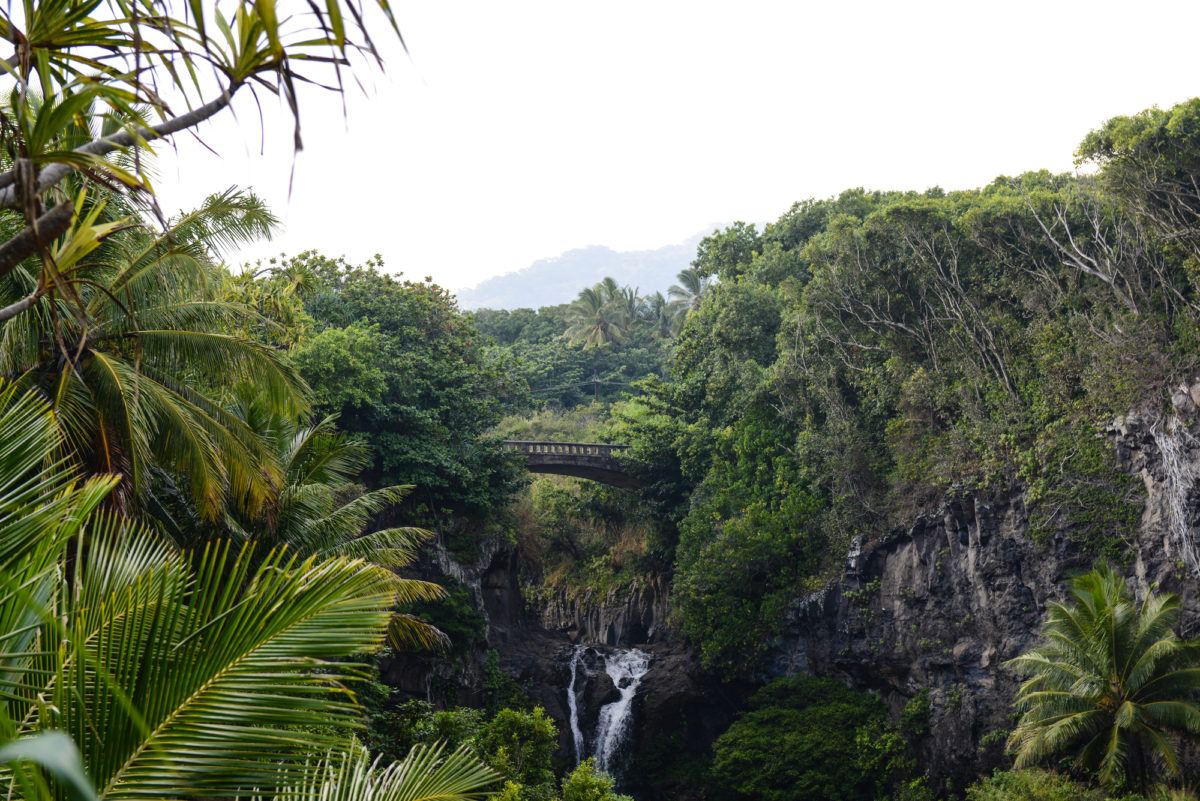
501,441 -> 640,488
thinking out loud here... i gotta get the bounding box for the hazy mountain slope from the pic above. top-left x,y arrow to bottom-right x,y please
457,229 -> 714,310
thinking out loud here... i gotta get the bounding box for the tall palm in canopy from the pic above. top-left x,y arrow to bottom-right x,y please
669,267 -> 710,314
597,276 -> 623,304
0,188 -> 306,520
0,383 -> 496,801
643,291 -> 676,338
227,395 -> 448,650
1006,564 -> 1200,790
614,284 -> 646,327
564,286 -> 628,348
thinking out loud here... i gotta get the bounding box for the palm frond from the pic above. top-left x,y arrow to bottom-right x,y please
252,740 -> 499,801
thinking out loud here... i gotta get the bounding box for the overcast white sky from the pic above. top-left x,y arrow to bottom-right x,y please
153,0 -> 1200,291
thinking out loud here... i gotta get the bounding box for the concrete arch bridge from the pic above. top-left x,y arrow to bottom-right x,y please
501,441 -> 641,489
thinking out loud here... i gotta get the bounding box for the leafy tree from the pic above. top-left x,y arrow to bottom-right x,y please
276,252 -> 525,520
560,759 -> 633,801
965,769 -> 1109,801
291,321 -> 390,411
1006,565 -> 1200,791
362,701 -> 558,801
1079,98 -> 1200,263
361,696 -> 486,765
475,707 -> 559,792
472,306 -> 570,348
691,222 -> 760,280
710,676 -> 909,801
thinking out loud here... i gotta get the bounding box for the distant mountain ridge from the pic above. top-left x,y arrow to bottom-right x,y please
456,228 -> 716,310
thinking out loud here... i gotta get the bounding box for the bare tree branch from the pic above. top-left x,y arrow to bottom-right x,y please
0,201 -> 74,278
0,87 -> 241,209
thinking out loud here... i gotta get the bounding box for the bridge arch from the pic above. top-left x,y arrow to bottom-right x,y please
501,441 -> 641,489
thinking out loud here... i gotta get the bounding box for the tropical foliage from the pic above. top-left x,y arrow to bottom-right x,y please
0,0 -> 397,326
1007,565 -> 1200,790
563,271 -> 705,348
0,381 -> 496,800
10,3 -> 1200,798
965,769 -> 1113,801
360,699 -> 629,801
1,189 -> 302,520
223,398 -> 450,650
606,98 -> 1200,674
710,676 -> 924,801
254,742 -> 498,801
248,251 -> 528,522
0,3 -> 504,800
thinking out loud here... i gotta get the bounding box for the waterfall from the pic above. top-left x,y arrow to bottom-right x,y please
566,645 -> 586,765
1152,417 -> 1200,573
593,648 -> 651,773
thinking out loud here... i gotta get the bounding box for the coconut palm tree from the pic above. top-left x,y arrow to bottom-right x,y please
0,383 -> 496,801
597,276 -> 623,304
668,267 -> 710,314
564,286 -> 628,348
0,188 -> 305,521
614,285 -> 646,328
643,291 -> 676,338
1006,564 -> 1200,790
226,396 -> 448,649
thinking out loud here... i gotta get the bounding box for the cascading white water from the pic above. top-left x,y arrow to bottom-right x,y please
1152,417 -> 1200,573
566,645 -> 586,764
593,648 -> 651,773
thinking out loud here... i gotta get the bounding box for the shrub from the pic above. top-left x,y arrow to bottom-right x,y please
561,759 -> 634,801
476,706 -> 559,790
710,676 -> 911,801
966,769 -> 1107,801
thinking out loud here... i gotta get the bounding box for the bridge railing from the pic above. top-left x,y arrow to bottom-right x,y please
501,440 -> 630,459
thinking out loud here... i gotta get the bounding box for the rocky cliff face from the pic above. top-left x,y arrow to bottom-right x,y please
392,532 -> 731,799
777,404 -> 1200,792
536,575 -> 673,646
394,401 -> 1200,798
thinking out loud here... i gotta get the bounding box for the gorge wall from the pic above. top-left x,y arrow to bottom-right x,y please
776,402 -> 1200,792
390,401 -> 1200,799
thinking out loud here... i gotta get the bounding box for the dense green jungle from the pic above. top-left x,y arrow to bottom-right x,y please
7,4 -> 1200,801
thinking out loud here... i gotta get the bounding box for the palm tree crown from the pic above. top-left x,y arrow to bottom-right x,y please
0,189 -> 305,520
564,286 -> 629,348
0,382 -> 495,801
227,396 -> 448,650
1006,564 -> 1200,790
668,267 -> 710,313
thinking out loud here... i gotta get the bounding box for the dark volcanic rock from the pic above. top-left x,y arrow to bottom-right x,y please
775,407 -> 1200,792
539,575 -> 673,645
394,401 -> 1200,798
